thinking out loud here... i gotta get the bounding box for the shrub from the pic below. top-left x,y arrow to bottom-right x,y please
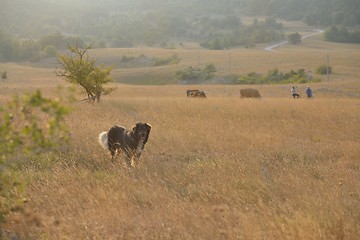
288,32 -> 302,44
224,74 -> 240,84
175,63 -> 216,82
175,66 -> 201,81
153,54 -> 181,66
120,55 -> 136,62
236,68 -> 315,84
1,71 -> 7,79
44,45 -> 58,58
237,72 -> 262,84
202,63 -> 217,80
316,65 -> 332,74
324,26 -> 360,43
0,90 -> 70,223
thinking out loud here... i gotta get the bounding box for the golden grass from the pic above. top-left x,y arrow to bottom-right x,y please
3,90 -> 360,239
1,32 -> 360,238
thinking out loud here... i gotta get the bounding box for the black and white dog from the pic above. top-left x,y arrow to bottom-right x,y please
99,122 -> 151,167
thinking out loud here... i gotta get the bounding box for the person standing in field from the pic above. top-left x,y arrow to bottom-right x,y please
291,86 -> 300,98
306,86 -> 313,98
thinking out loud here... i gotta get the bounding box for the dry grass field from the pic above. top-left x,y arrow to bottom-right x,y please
1,33 -> 360,239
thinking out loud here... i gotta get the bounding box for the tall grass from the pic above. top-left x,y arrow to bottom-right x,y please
4,91 -> 360,239
1,31 -> 360,238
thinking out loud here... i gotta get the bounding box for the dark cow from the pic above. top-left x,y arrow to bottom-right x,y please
240,88 -> 261,98
187,89 -> 206,98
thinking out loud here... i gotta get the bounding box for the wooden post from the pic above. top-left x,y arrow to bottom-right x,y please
326,55 -> 330,82
228,52 -> 232,74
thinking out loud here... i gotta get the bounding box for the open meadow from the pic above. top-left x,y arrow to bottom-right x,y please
1,36 -> 360,239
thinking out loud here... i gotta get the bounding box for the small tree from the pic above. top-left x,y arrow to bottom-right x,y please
56,46 -> 114,102
288,32 -> 302,44
202,63 -> 217,80
316,64 -> 332,74
175,66 -> 201,81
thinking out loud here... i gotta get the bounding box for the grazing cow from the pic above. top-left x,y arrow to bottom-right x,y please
240,88 -> 261,98
187,89 -> 199,96
187,89 -> 207,98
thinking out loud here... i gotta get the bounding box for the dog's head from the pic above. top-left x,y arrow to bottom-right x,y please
132,122 -> 151,143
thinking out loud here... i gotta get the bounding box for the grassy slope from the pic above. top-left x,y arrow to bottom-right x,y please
1,23 -> 360,239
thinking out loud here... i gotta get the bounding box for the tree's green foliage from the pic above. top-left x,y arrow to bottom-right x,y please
0,91 -> 70,223
288,32 -> 302,44
324,26 -> 360,43
203,64 -> 217,80
235,68 -> 320,84
0,0 -> 359,59
316,64 -> 332,74
1,0 -> 359,39
153,54 -> 181,67
0,30 -> 84,62
200,17 -> 284,50
175,64 -> 217,82
56,46 -> 115,102
1,71 -> 7,80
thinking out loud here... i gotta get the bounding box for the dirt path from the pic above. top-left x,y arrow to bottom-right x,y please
265,29 -> 324,51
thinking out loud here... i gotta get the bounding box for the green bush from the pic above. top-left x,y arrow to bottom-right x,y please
175,63 -> 217,82
324,26 -> 360,43
316,65 -> 332,74
120,55 -> 136,62
0,90 -> 70,224
44,45 -> 58,58
153,54 -> 181,66
288,32 -> 302,44
1,71 -> 7,79
175,66 -> 201,81
235,68 -> 316,84
237,72 -> 263,84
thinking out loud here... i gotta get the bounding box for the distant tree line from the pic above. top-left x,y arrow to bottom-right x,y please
2,0 -> 360,38
324,26 -> 360,43
200,17 -> 284,49
243,0 -> 360,26
0,0 -> 360,61
229,68 -> 321,84
0,30 -> 84,61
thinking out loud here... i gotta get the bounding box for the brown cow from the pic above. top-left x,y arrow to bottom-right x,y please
240,88 -> 261,98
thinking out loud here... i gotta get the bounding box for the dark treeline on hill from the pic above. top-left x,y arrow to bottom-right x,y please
0,0 -> 360,61
0,30 -> 85,62
324,26 -> 360,43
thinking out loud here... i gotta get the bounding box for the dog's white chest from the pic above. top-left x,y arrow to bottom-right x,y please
136,141 -> 144,154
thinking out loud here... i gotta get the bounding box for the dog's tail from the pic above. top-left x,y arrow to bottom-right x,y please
98,131 -> 108,149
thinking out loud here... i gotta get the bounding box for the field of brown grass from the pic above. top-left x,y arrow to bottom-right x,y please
3,92 -> 360,239
1,33 -> 360,239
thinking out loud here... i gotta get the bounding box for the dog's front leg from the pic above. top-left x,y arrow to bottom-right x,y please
122,156 -> 131,167
130,156 -> 137,167
109,148 -> 116,161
